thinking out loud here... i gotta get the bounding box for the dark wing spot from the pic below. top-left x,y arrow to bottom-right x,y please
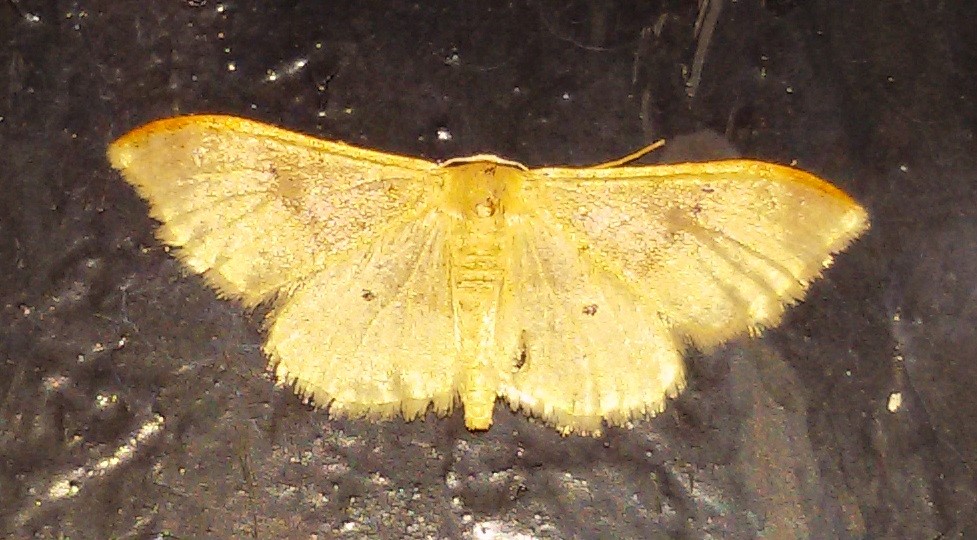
513,331 -> 529,371
514,347 -> 528,370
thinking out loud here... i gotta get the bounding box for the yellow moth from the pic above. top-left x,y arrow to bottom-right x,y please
108,115 -> 868,436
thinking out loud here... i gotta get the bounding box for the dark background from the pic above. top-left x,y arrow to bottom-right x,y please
2,1 -> 976,538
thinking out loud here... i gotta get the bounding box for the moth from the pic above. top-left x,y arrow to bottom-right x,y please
108,115 -> 868,435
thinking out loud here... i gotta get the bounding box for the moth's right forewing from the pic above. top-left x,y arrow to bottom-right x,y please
525,161 -> 868,348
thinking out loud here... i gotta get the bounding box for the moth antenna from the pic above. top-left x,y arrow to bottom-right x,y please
592,139 -> 666,169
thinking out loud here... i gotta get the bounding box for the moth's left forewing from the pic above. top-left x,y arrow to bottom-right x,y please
108,115 -> 443,308
110,115 -> 462,423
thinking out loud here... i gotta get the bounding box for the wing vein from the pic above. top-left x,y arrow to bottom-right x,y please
156,189 -> 269,218
351,216 -> 444,360
177,197 -> 276,249
693,223 -> 799,287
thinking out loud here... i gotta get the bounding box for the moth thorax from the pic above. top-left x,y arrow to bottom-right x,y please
444,163 -> 524,220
